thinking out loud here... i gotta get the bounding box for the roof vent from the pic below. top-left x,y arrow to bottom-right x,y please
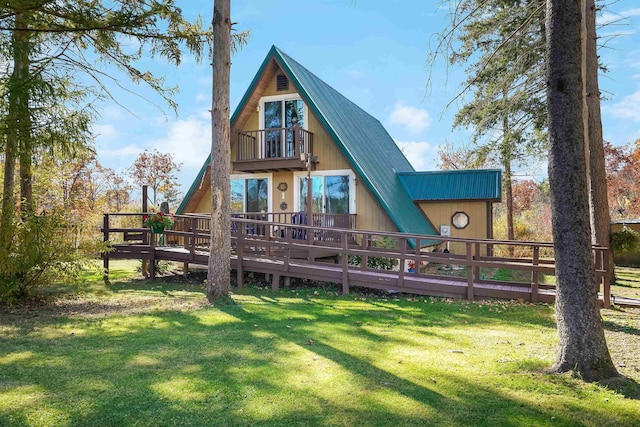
276,74 -> 289,91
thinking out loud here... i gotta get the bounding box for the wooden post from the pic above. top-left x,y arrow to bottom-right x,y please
265,231 -> 272,258
305,148 -> 313,250
236,226 -> 244,289
601,248 -> 611,308
103,214 -> 109,283
341,232 -> 349,294
466,242 -> 474,301
284,226 -> 291,269
398,237 -> 407,288
361,233 -> 369,269
531,246 -> 539,302
190,217 -> 197,260
149,229 -> 156,281
474,242 -> 481,283
142,185 -> 149,276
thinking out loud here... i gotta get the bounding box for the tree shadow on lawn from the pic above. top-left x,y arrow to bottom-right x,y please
2,296 -> 639,425
614,269 -> 640,286
217,303 -> 639,426
0,307 -> 511,426
224,274 -> 559,330
603,307 -> 640,336
603,319 -> 640,336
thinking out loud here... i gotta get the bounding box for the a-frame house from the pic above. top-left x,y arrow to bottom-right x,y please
177,46 -> 501,249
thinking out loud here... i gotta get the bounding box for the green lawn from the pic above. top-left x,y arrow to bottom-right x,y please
0,261 -> 639,426
613,267 -> 640,300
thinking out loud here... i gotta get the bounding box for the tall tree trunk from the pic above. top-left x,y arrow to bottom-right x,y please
583,0 -> 615,285
206,0 -> 232,301
546,0 -> 617,381
502,111 -> 515,256
504,160 -> 514,245
13,10 -> 33,215
18,37 -> 33,215
1,12 -> 28,263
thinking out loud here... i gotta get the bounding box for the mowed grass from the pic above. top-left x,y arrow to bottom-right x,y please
0,261 -> 639,426
613,266 -> 640,299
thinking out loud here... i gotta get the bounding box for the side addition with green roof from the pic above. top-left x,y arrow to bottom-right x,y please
397,169 -> 502,202
177,46 -> 501,245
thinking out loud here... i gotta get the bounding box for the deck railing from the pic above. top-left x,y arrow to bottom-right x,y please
101,213 -> 612,308
236,127 -> 313,161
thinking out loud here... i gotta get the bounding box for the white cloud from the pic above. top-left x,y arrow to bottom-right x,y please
100,144 -> 143,158
395,140 -> 435,171
92,123 -> 118,143
389,102 -> 431,135
598,8 -> 640,27
153,115 -> 211,168
605,89 -> 640,121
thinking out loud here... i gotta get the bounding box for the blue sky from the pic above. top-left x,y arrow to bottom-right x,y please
92,1 -> 640,197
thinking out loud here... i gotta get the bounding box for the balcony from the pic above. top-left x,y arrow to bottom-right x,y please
234,127 -> 314,172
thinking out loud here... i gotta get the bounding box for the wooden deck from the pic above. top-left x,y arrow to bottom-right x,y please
102,213 -> 640,309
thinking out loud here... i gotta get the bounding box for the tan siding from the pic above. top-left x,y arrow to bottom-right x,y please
194,189 -> 212,213
354,181 -> 397,233
187,62 -> 398,233
418,201 -> 489,254
263,72 -> 297,97
271,171 -> 294,213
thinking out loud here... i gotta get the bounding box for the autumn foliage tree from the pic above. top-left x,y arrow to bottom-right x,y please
128,149 -> 181,208
0,1 -> 208,301
605,140 -> 640,220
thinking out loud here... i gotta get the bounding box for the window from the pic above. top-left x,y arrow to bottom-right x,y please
260,95 -> 307,158
294,170 -> 356,214
451,211 -> 469,229
230,174 -> 272,213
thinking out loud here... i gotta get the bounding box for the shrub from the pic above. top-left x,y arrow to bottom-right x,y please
610,228 -> 640,253
0,210 -> 103,305
348,236 -> 398,271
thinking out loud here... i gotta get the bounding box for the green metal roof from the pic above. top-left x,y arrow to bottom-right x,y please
271,47 -> 437,236
397,169 -> 502,202
179,46 -> 464,238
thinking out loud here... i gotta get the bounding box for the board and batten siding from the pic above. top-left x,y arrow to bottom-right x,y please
198,67 -> 398,233
417,200 -> 492,254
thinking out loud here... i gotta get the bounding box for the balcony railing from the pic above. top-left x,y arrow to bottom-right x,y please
231,212 -> 356,230
235,127 -> 313,170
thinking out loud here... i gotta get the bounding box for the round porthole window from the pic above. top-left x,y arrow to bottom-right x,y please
452,211 -> 469,229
